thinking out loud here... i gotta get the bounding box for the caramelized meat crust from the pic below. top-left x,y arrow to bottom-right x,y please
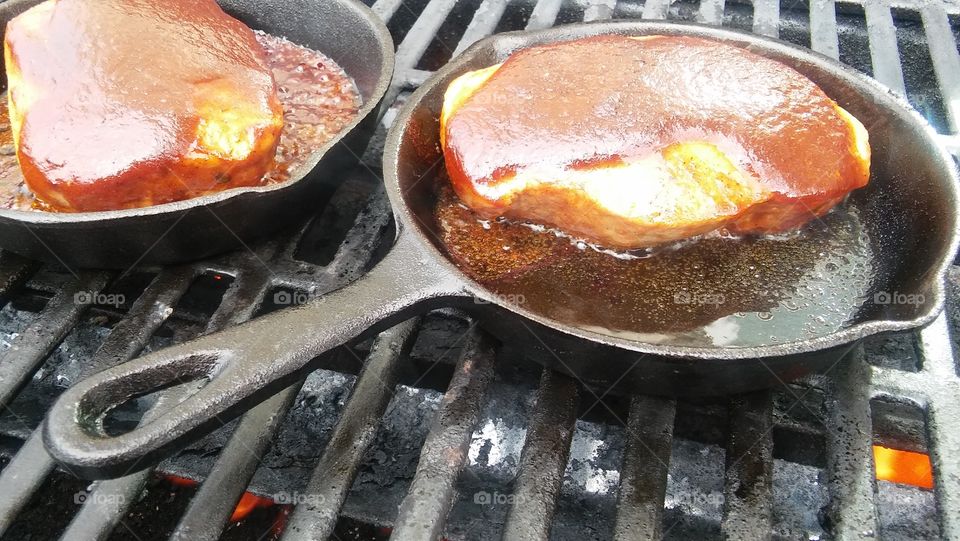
440,35 -> 871,248
4,0 -> 284,211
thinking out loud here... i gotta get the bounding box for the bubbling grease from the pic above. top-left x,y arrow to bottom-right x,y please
434,181 -> 877,348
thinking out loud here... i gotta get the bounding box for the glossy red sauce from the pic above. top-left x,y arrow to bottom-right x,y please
0,32 -> 360,211
442,35 -> 869,236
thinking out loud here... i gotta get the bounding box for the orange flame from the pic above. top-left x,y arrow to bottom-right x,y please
230,492 -> 276,522
166,475 -> 199,487
162,476 -> 276,524
873,445 -> 933,489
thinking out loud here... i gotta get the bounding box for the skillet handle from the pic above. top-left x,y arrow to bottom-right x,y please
43,232 -> 464,478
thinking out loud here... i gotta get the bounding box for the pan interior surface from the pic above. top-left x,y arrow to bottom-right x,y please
392,23 -> 958,351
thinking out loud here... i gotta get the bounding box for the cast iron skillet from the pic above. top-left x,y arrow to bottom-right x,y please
45,21 -> 959,478
0,0 -> 394,269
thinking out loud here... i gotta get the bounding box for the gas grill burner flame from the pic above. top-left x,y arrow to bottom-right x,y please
873,445 -> 934,489
163,475 -> 278,523
229,492 -> 276,522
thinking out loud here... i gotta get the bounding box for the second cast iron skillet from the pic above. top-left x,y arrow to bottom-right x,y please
0,0 -> 394,268
44,22 -> 959,478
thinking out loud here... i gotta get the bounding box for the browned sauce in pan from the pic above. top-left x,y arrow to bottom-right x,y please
0,32 -> 360,211
435,181 -> 877,348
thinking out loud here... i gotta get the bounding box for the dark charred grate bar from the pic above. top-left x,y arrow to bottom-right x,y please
0,0 -> 957,540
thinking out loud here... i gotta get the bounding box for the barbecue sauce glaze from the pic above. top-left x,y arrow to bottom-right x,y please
442,35 -> 870,248
0,32 -> 360,211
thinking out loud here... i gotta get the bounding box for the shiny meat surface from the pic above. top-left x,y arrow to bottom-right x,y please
440,35 -> 871,248
4,0 -> 284,211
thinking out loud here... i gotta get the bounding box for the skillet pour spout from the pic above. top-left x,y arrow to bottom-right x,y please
44,21 -> 959,479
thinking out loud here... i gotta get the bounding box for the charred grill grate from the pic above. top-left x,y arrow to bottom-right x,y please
0,0 -> 958,539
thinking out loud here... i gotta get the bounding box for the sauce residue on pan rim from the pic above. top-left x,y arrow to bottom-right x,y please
0,31 -> 361,212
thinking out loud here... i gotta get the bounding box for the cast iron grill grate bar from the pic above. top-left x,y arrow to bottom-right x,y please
720,392 -> 774,538
754,0 -> 782,38
916,317 -> 960,538
613,396 -> 676,540
79,269 -> 199,376
281,318 -> 419,541
869,315 -> 960,538
825,349 -> 880,539
642,0 -> 672,20
372,0 -> 407,23
810,0 -> 840,57
583,0 -> 617,21
698,0 -> 726,25
864,0 -> 909,95
501,370 -> 579,540
183,400 -> 300,539
171,381 -> 304,541
0,252 -> 36,302
526,0 -> 565,28
389,331 -> 495,540
0,1 -> 954,540
387,0 -> 461,101
919,0 -> 960,132
922,403 -> 960,536
453,0 -> 510,56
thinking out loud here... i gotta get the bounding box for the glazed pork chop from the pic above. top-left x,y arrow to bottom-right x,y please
4,0 -> 284,211
440,35 -> 871,249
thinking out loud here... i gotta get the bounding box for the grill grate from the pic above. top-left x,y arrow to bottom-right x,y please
0,0 -> 958,539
